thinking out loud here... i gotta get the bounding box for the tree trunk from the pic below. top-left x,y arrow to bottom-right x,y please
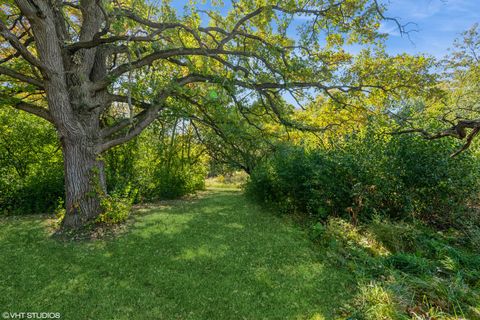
11,0 -> 111,230
60,136 -> 106,229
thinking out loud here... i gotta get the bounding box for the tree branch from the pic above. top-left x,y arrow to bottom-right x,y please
0,66 -> 44,88
97,93 -> 169,152
0,95 -> 53,123
393,119 -> 480,157
14,101 -> 53,123
0,20 -> 45,72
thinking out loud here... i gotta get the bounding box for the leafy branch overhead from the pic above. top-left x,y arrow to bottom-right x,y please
1,0 -> 431,150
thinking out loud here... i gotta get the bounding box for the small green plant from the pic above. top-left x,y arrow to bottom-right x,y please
310,222 -> 326,240
52,197 -> 66,228
96,192 -> 133,224
54,197 -> 65,220
353,281 -> 403,320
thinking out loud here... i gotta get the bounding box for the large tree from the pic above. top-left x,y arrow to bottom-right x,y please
0,0 -> 425,229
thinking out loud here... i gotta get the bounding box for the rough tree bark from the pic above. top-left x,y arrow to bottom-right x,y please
61,138 -> 105,228
10,0 -> 110,228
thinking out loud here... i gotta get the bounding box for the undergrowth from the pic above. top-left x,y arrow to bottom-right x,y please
313,218 -> 480,319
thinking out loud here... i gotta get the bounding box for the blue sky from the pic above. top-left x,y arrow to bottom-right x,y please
170,0 -> 479,58
377,0 -> 479,57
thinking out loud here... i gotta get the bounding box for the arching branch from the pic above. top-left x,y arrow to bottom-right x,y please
393,119 -> 480,157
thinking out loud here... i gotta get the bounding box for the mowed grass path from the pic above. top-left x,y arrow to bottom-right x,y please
0,189 -> 354,320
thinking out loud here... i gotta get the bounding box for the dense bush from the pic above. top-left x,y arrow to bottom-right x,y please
104,119 -> 207,203
142,166 -> 205,200
0,109 -> 64,215
0,165 -> 64,215
246,132 -> 480,227
246,146 -> 352,218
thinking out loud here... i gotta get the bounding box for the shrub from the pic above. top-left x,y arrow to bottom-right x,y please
0,109 -> 64,215
246,145 -> 353,217
96,192 -> 134,224
0,164 -> 64,215
143,167 -> 205,200
246,133 -> 480,228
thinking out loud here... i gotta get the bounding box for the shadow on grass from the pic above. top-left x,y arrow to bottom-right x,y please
0,190 -> 356,320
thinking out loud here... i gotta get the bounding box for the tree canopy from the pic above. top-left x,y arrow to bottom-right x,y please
0,0 -> 435,228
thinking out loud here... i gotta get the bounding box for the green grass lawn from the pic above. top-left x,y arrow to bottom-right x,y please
0,190 -> 355,320
2,189 -> 479,319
